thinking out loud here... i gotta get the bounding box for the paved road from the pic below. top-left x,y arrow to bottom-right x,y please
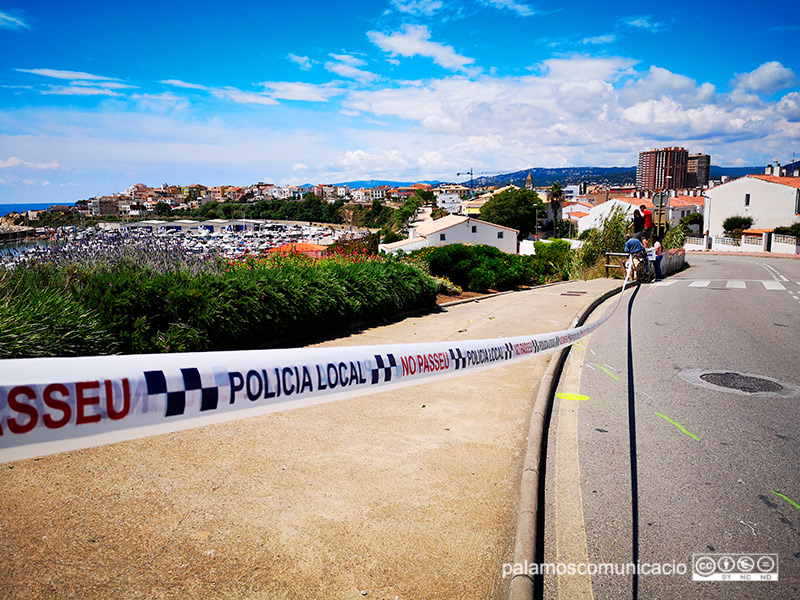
0,278 -> 621,600
544,253 -> 800,599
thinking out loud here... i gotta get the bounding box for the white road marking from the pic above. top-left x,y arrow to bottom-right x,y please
726,280 -> 746,289
688,280 -> 711,288
763,281 -> 786,290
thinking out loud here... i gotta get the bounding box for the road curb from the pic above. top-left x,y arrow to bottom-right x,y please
509,281 -> 634,600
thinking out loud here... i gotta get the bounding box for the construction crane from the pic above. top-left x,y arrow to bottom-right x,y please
456,168 -> 505,196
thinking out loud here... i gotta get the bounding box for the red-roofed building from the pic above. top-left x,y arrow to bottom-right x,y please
267,242 -> 328,257
704,167 -> 800,236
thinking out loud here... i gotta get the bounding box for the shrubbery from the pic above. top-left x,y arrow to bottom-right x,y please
0,238 -> 437,358
409,241 -> 572,292
722,215 -> 754,238
773,222 -> 800,237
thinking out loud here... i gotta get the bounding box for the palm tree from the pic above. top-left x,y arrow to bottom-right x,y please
547,183 -> 564,237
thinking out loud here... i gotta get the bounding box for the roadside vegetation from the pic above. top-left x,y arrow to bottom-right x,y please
405,240 -> 572,293
0,236 -> 437,358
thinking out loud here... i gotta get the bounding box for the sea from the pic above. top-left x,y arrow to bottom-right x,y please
0,203 -> 54,218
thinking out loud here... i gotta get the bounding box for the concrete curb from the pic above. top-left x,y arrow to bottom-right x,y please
437,281 -> 570,309
509,281 -> 634,600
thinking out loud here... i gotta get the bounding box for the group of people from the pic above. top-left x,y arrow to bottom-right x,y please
624,204 -> 663,281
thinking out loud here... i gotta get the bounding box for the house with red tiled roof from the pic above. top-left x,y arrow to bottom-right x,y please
379,214 -> 519,254
704,166 -> 800,236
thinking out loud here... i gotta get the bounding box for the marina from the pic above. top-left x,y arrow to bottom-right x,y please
0,219 -> 373,267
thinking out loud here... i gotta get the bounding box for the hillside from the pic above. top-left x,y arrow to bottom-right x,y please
330,165 -> 764,190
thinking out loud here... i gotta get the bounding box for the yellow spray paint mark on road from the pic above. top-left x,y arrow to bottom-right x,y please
655,412 -> 700,441
556,393 -> 590,402
593,364 -> 619,381
770,490 -> 800,511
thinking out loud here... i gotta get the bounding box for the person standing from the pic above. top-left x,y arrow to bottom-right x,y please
640,204 -> 654,243
653,238 -> 663,281
628,209 -> 644,240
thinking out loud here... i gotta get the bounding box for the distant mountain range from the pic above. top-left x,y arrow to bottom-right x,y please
322,166 -> 764,190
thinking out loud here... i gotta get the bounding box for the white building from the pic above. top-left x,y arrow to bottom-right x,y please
380,215 -> 518,254
436,193 -> 462,214
703,172 -> 800,236
576,199 -> 637,234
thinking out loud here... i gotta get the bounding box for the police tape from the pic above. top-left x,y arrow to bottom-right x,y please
0,268 -> 632,464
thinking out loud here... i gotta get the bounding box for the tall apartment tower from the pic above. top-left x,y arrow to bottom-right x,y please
687,153 -> 711,188
636,147 -> 689,190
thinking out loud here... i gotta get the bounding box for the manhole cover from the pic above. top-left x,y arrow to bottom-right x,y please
699,372 -> 783,393
679,369 -> 799,398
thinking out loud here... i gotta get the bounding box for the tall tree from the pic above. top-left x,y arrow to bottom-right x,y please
479,188 -> 542,240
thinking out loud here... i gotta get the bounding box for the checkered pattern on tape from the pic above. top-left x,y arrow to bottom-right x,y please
144,368 -> 220,417
371,354 -> 397,384
449,348 -> 467,370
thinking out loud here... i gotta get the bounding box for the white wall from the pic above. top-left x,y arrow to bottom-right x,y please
437,193 -> 462,214
577,199 -> 635,233
704,177 -> 800,236
427,219 -> 518,254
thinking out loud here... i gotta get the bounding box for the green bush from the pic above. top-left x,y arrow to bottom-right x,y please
410,242 -> 571,292
773,222 -> 800,236
1,252 -> 437,358
722,215 -> 754,237
0,281 -> 119,358
577,206 -> 628,268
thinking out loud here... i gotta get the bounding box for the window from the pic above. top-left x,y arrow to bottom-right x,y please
497,231 -> 504,239
471,225 -> 477,233
440,233 -> 446,241
796,190 -> 800,215
744,193 -> 750,207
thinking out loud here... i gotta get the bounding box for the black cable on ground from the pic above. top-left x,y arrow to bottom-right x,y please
626,282 -> 641,600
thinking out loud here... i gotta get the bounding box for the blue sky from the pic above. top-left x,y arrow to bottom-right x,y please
1,0 -> 799,204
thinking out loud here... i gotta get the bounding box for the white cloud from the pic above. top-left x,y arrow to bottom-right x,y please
0,11 -> 31,31
209,87 -> 278,106
620,66 -> 715,105
292,163 -> 309,172
330,53 -> 367,67
15,68 -> 121,82
287,54 -> 312,70
581,34 -> 616,45
40,85 -> 123,97
389,0 -> 444,16
334,148 -> 414,174
479,0 -> 540,17
132,92 -> 190,111
15,69 -> 137,97
324,54 -> 378,82
538,56 -> 638,82
368,25 -> 477,73
260,81 -> 341,102
160,79 -> 209,90
777,92 -> 800,122
734,61 -> 797,94
0,157 -> 60,170
623,15 -> 665,32
160,80 -> 278,105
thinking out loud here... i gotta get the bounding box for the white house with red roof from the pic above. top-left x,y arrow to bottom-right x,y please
703,167 -> 800,236
379,214 -> 519,254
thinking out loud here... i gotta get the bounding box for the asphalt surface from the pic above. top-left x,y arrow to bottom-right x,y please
543,253 -> 800,599
0,277 -> 621,600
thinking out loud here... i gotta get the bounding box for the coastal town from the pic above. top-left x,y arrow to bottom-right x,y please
3,148 -> 800,259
